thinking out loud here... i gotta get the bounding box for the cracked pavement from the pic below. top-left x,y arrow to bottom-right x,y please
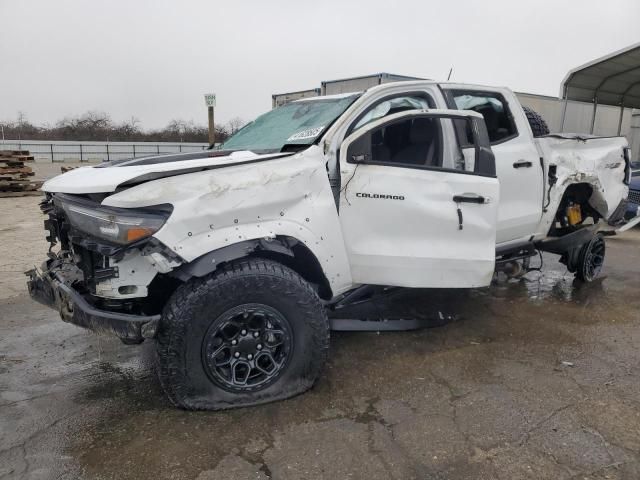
1,195 -> 639,479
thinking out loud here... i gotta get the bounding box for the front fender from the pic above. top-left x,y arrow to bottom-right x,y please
102,147 -> 354,295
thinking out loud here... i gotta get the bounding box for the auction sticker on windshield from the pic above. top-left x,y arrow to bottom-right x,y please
287,126 -> 325,142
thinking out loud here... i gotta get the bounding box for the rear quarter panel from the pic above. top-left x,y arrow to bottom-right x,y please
535,136 -> 629,234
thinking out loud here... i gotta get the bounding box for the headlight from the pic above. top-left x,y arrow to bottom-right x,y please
60,201 -> 170,245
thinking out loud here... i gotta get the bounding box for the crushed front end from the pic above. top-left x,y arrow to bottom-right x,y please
26,193 -> 182,343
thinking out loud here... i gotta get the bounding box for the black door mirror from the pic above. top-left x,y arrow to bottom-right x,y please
346,132 -> 372,164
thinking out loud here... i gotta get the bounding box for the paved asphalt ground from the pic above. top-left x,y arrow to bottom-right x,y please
1,167 -> 639,479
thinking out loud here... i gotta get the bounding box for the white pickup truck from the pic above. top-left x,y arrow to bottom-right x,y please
28,81 -> 632,409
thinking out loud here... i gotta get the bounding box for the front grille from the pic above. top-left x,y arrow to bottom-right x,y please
629,189 -> 640,206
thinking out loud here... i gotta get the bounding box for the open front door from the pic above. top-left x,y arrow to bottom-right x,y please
337,109 -> 500,288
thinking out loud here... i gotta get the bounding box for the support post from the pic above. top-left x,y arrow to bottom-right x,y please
208,106 -> 215,146
590,98 -> 598,134
560,98 -> 569,133
617,104 -> 625,136
559,84 -> 569,133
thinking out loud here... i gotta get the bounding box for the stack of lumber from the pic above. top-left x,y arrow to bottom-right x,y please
0,150 -> 42,197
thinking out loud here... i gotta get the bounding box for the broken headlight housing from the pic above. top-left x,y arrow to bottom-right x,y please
60,200 -> 170,245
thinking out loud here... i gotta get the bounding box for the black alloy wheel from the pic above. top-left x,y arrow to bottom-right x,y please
202,303 -> 293,392
576,234 -> 606,282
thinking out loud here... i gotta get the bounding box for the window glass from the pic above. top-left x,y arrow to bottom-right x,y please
352,96 -> 430,132
367,117 -> 442,168
452,93 -> 517,143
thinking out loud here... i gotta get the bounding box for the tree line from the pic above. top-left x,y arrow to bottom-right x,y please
0,111 -> 247,144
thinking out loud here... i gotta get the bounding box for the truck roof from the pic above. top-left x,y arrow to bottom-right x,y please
287,81 -> 516,106
291,92 -> 362,103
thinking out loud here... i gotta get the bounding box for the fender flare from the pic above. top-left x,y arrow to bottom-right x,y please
170,237 -> 295,281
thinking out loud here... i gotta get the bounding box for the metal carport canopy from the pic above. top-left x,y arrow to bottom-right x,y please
560,42 -> 640,133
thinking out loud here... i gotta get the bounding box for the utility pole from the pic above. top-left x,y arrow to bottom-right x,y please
205,93 -> 216,146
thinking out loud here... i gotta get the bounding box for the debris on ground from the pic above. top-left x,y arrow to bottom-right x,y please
0,150 -> 42,197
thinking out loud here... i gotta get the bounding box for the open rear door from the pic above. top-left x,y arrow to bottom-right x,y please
337,109 -> 500,288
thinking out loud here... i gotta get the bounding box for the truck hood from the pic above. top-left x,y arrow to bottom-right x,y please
42,150 -> 294,194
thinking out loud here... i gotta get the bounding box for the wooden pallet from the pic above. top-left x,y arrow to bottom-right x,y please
0,150 -> 39,194
0,190 -> 43,198
0,156 -> 34,162
0,167 -> 34,175
0,150 -> 29,156
0,181 -> 42,191
0,161 -> 28,168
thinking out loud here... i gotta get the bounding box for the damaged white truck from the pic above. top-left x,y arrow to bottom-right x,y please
27,81 -> 633,409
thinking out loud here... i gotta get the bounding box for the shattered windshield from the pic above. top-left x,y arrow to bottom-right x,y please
220,94 -> 360,152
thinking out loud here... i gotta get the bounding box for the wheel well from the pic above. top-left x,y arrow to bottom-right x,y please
549,183 -> 600,235
248,241 -> 333,300
166,236 -> 333,301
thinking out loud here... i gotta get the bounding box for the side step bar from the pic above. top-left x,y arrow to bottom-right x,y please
330,314 -> 455,332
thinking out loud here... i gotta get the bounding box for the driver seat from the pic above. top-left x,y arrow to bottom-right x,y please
392,118 -> 438,166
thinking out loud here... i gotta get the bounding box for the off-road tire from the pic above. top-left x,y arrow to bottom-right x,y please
156,258 -> 330,410
576,234 -> 606,282
522,106 -> 550,137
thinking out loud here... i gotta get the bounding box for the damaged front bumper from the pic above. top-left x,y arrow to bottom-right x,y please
614,206 -> 640,234
26,265 -> 160,343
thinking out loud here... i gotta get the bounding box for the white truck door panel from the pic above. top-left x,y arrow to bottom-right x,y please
491,138 -> 543,242
444,87 -> 543,244
337,110 -> 500,288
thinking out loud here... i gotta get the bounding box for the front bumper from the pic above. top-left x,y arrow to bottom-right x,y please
26,266 -> 159,343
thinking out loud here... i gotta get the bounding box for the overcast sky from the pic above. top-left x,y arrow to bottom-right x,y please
1,0 -> 638,130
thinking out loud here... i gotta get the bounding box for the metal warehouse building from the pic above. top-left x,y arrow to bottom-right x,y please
272,44 -> 640,162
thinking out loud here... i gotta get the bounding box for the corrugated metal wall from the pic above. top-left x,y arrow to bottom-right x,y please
272,89 -> 320,108
322,76 -> 381,95
321,73 -> 422,96
630,113 -> 640,163
515,92 -> 633,137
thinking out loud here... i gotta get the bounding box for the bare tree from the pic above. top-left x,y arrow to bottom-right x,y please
0,111 -> 230,143
226,117 -> 247,135
16,111 -> 27,141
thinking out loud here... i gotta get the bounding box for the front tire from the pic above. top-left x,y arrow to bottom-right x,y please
156,258 -> 330,410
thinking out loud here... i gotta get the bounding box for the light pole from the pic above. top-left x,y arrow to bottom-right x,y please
204,93 -> 216,146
